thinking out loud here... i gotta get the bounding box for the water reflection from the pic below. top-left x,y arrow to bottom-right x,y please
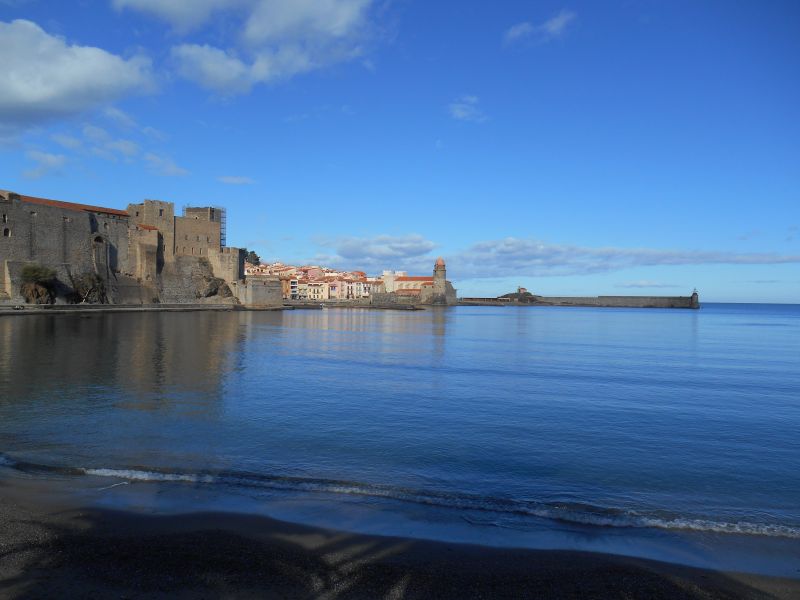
0,313 -> 246,411
0,308 -> 452,415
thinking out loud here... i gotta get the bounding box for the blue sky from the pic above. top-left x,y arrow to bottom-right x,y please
1,0 -> 798,302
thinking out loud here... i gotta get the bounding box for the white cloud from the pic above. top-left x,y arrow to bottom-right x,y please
51,133 -> 82,149
79,125 -> 137,160
504,9 -> 577,45
102,107 -> 168,144
313,234 -> 437,271
23,150 -> 66,179
106,139 -> 140,157
448,95 -> 487,123
82,124 -> 111,143
540,10 -> 577,38
144,152 -> 189,176
112,0 -> 243,33
0,19 -> 153,131
171,44 -> 254,93
142,126 -> 168,141
103,106 -> 138,129
122,0 -> 376,93
616,280 -> 680,289
504,22 -> 534,44
451,237 -> 800,279
243,0 -> 369,44
218,175 -> 255,184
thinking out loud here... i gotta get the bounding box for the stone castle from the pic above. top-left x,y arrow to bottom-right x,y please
0,190 -> 281,307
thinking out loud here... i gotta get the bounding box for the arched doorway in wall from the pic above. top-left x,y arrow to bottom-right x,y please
91,235 -> 109,277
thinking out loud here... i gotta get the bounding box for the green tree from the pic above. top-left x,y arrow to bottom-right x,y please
244,249 -> 261,265
20,264 -> 56,285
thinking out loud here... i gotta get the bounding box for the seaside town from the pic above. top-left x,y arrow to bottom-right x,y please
244,259 -> 448,302
0,190 -> 459,308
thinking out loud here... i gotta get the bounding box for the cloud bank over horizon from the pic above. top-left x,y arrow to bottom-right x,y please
304,234 -> 800,279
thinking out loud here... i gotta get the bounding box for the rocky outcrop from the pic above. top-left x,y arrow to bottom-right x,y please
159,256 -> 239,304
20,281 -> 55,304
69,273 -> 108,304
195,274 -> 232,299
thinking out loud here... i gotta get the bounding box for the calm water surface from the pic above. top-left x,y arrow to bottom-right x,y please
1,304 -> 799,570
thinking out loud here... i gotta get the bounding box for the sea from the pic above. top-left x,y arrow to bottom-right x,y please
1,304 -> 798,576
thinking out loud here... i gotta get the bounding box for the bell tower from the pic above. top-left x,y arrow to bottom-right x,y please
433,257 -> 446,300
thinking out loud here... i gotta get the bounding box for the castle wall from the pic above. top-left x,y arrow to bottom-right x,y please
209,246 -> 245,284
128,200 -> 174,262
370,292 -> 419,306
127,227 -> 160,283
420,281 -> 458,306
1,191 -> 131,301
233,275 -> 282,307
2,191 -> 276,308
175,212 -> 222,258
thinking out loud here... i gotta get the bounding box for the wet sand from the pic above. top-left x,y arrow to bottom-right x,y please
1,484 -> 798,599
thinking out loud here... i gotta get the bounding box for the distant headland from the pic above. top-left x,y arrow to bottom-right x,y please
461,287 -> 700,309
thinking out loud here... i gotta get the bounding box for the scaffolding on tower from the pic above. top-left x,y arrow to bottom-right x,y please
215,206 -> 227,247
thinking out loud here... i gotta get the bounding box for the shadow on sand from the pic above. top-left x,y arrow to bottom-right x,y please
0,503 -> 793,599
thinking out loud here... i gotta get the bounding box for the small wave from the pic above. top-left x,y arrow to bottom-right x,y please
5,457 -> 800,540
85,468 -> 216,484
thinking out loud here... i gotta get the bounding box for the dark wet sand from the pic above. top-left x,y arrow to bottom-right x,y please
1,487 -> 798,599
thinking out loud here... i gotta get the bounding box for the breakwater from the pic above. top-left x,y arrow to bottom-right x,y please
531,294 -> 699,309
460,293 -> 699,309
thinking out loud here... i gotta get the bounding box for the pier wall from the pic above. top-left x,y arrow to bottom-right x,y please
532,295 -> 699,309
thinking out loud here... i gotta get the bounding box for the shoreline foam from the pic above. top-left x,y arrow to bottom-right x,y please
1,476 -> 798,599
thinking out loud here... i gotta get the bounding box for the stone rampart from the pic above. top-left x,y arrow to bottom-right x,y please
1,190 -> 277,308
370,292 -> 419,306
233,275 -> 282,307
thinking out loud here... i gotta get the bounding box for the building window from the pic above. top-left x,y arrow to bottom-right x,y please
2,228 -> 10,237
1,214 -> 6,223
135,211 -> 140,217
103,222 -> 109,230
159,209 -> 164,217
199,248 -> 203,255
196,235 -> 200,241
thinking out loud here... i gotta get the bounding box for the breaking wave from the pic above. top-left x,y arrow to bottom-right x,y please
4,454 -> 799,540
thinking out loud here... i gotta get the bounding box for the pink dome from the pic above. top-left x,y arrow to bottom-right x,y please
435,257 -> 445,267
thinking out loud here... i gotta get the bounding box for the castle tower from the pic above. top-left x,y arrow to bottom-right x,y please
433,256 -> 447,300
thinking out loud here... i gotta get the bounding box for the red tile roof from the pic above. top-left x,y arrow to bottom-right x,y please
137,224 -> 158,231
20,194 -> 129,217
395,276 -> 433,282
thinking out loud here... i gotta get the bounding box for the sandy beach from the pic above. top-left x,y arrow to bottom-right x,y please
1,481 -> 798,600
